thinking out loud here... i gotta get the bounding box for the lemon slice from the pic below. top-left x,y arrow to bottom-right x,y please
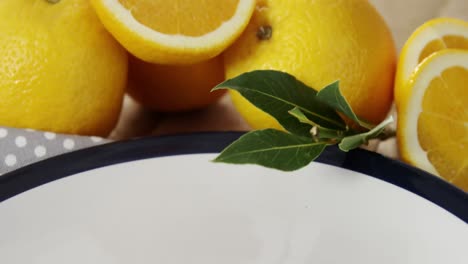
395,18 -> 468,107
397,49 -> 468,191
90,0 -> 256,64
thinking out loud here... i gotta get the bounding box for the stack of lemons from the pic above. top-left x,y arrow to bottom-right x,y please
0,0 -> 255,136
0,0 -> 395,135
0,0 -> 465,190
395,18 -> 468,191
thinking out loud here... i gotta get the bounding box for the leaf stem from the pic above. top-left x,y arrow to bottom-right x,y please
376,127 -> 397,141
310,126 -> 346,141
358,120 -> 375,130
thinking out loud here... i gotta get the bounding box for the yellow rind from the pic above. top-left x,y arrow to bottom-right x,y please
90,0 -> 256,64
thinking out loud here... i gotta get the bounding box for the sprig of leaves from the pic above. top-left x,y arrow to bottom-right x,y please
212,70 -> 394,171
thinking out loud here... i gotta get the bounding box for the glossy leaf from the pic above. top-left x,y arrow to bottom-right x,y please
316,81 -> 373,129
213,129 -> 326,171
213,70 -> 346,137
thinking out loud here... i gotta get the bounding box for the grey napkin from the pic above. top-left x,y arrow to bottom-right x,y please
0,126 -> 110,176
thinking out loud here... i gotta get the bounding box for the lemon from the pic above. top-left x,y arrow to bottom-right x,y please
127,55 -> 226,112
0,0 -> 127,136
224,0 -> 396,130
397,49 -> 468,192
395,18 -> 468,109
90,0 -> 256,64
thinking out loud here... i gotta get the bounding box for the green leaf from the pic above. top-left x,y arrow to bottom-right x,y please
213,70 -> 346,137
288,107 -> 316,126
316,81 -> 373,129
339,116 -> 394,152
212,71 -> 396,172
288,107 -> 346,141
213,129 -> 326,171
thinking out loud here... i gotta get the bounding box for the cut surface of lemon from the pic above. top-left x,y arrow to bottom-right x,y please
90,0 -> 256,64
395,18 -> 468,107
398,49 -> 468,191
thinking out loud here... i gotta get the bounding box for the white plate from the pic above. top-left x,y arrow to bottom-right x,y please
1,152 -> 467,264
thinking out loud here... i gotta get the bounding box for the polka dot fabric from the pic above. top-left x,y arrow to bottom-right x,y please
0,126 -> 110,175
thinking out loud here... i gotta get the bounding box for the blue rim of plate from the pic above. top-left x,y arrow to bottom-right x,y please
0,131 -> 467,222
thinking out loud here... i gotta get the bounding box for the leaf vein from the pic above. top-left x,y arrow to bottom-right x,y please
240,87 -> 343,127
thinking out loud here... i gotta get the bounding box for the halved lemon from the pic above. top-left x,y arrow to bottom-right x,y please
397,49 -> 468,191
395,18 -> 468,108
90,0 -> 256,64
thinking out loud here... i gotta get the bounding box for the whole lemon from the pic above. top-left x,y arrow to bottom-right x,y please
0,0 -> 127,136
127,55 -> 226,112
225,0 -> 396,129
